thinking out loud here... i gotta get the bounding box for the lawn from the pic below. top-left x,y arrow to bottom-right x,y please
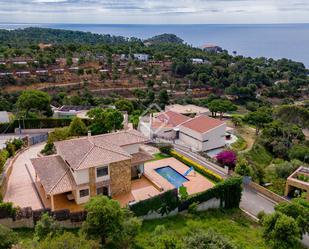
135,209 -> 269,249
151,153 -> 170,161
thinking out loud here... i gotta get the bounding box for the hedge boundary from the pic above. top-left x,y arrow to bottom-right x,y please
129,177 -> 243,216
0,118 -> 92,133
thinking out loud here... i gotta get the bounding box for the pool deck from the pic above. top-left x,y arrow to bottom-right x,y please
144,157 -> 214,195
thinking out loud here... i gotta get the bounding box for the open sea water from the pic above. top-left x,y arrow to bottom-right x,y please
1,23 -> 309,68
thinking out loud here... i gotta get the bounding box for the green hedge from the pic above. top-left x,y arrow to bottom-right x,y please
0,118 -> 92,133
179,177 -> 243,211
130,189 -> 179,217
0,202 -> 16,219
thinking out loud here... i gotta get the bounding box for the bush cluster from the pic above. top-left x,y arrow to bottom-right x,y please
130,189 -> 179,217
179,177 -> 243,211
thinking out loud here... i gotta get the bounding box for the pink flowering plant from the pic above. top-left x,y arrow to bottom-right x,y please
216,150 -> 237,169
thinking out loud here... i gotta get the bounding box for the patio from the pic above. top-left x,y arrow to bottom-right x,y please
144,157 -> 214,195
36,181 -> 83,212
113,176 -> 161,207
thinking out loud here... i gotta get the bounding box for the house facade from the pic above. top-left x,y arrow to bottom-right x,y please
138,110 -> 226,152
31,129 -> 152,210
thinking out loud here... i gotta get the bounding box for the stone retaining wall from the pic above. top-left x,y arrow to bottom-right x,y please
249,181 -> 288,203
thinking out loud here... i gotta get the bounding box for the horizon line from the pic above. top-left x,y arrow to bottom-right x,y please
1,22 -> 309,26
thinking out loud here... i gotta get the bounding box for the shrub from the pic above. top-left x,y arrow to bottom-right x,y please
0,202 -> 16,218
288,144 -> 309,163
216,150 -> 237,169
170,150 -> 223,183
0,224 -> 17,249
41,142 -> 55,155
235,157 -> 252,176
0,149 -> 10,171
262,212 -> 301,249
188,202 -> 198,214
184,229 -> 237,249
179,186 -> 189,201
158,144 -> 173,155
179,177 -> 242,211
130,189 -> 179,217
35,232 -> 100,249
34,213 -> 61,241
68,117 -> 87,136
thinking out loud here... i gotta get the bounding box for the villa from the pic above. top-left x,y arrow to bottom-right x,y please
139,110 -> 227,152
31,129 -> 154,211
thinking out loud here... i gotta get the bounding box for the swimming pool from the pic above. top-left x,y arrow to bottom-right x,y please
155,166 -> 188,188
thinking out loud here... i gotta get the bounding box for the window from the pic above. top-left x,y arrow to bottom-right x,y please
97,166 -> 108,178
79,189 -> 89,198
97,186 -> 109,196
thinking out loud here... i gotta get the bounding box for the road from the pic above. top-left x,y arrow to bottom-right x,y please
174,147 -> 309,248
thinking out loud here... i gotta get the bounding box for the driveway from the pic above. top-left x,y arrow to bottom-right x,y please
4,143 -> 45,209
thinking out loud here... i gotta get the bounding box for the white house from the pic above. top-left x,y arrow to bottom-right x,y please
138,110 -> 226,151
133,54 -> 149,62
178,115 -> 226,151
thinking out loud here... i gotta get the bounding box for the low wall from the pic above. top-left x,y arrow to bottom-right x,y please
0,207 -> 86,229
249,182 -> 288,203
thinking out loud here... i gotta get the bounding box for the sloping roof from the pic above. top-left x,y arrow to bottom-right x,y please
54,130 -> 148,170
180,115 -> 225,133
153,111 -> 190,128
31,155 -> 75,195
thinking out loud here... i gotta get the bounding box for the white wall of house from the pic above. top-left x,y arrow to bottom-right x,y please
178,124 -> 226,151
151,127 -> 176,140
138,121 -> 151,138
122,144 -> 140,154
72,169 -> 89,185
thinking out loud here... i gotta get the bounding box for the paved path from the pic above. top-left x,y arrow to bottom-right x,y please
4,143 -> 45,209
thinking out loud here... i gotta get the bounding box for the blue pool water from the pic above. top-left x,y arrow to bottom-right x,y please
155,166 -> 188,188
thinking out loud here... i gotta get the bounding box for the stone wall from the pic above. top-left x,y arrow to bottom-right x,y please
249,181 -> 288,203
110,159 -> 131,196
88,167 -> 96,197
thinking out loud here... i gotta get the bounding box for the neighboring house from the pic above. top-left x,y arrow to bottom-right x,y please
165,104 -> 211,116
52,105 -> 93,119
191,58 -> 205,64
201,44 -> 223,53
133,53 -> 149,61
31,129 -> 153,211
139,110 -> 226,151
0,111 -> 10,123
178,115 -> 226,151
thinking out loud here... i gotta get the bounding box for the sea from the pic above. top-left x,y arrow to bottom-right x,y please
1,23 -> 309,68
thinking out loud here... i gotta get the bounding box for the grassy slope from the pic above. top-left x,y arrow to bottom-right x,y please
135,209 -> 268,249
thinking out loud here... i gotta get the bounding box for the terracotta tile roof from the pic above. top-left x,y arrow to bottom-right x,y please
131,151 -> 154,165
152,111 -> 190,128
31,155 -> 75,195
54,129 -> 148,170
180,115 -> 225,133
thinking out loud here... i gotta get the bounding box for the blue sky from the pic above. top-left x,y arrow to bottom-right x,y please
0,0 -> 308,24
